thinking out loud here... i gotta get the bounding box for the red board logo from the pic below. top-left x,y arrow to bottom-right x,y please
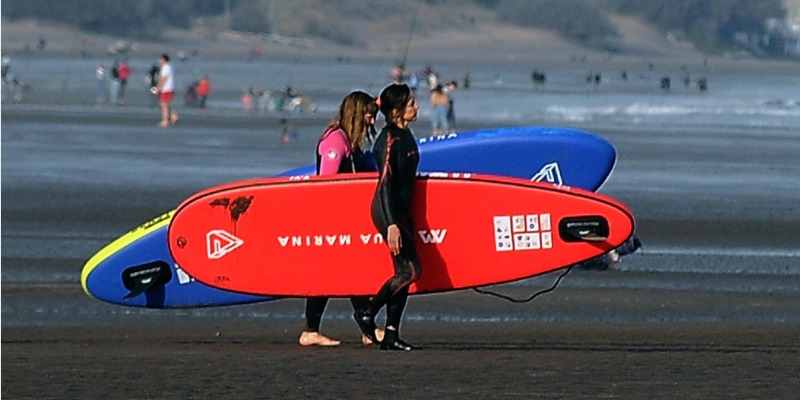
206,230 -> 244,259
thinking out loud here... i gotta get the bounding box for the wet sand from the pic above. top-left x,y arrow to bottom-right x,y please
3,290 -> 800,399
3,99 -> 800,398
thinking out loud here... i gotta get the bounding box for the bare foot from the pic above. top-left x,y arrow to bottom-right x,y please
299,332 -> 341,347
361,328 -> 386,345
158,121 -> 169,128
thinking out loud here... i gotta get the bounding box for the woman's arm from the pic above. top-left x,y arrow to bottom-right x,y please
317,129 -> 348,175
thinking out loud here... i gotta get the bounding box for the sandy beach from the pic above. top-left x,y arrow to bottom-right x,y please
3,17 -> 800,399
3,313 -> 799,399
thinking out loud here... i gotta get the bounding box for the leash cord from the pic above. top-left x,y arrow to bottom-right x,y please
472,266 -> 573,303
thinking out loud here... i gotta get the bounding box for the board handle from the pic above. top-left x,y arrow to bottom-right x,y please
122,261 -> 172,299
558,216 -> 609,242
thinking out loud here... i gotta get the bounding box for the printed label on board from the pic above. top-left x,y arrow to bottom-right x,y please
494,213 -> 552,252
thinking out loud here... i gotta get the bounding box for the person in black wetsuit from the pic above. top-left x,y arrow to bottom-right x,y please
299,91 -> 384,347
354,83 -> 422,351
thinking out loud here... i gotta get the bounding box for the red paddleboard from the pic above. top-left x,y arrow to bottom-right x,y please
168,173 -> 635,296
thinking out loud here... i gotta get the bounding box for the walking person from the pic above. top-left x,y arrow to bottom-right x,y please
299,91 -> 385,347
354,83 -> 422,351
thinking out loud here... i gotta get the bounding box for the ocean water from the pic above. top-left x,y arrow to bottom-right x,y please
7,55 -> 800,130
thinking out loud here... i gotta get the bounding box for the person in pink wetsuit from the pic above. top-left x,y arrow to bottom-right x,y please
298,90 -> 385,347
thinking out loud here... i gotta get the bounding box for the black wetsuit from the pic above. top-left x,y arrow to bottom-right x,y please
367,124 -> 421,329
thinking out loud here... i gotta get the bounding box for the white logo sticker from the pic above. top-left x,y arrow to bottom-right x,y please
531,162 -> 563,187
418,229 -> 447,244
174,264 -> 195,284
206,230 -> 244,259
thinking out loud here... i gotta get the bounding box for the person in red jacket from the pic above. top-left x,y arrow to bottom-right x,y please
116,60 -> 130,105
196,76 -> 210,109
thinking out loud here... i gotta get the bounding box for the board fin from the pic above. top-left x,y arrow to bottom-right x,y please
122,261 -> 172,299
559,216 -> 609,242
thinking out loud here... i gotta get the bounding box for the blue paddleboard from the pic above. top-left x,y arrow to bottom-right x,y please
81,127 -> 616,308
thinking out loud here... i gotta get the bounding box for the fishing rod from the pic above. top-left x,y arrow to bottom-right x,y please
400,0 -> 421,67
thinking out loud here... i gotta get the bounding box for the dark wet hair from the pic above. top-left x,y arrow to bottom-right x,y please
378,83 -> 412,124
161,53 -> 170,62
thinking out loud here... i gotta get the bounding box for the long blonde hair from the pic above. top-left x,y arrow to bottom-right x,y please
325,91 -> 377,152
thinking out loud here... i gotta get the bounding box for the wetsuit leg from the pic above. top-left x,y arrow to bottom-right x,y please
385,286 -> 410,329
349,296 -> 371,311
303,297 -> 329,332
368,227 -> 421,315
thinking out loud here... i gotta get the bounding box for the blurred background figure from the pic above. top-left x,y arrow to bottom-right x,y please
116,59 -> 130,105
195,75 -> 210,109
279,118 -> 298,143
95,63 -> 106,104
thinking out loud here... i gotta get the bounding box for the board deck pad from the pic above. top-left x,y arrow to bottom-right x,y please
168,173 -> 635,296
81,126 -> 619,307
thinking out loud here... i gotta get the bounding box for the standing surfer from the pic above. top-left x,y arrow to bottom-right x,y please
354,83 -> 422,351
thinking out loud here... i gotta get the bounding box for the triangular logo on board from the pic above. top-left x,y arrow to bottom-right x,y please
206,230 -> 244,259
531,162 -> 563,187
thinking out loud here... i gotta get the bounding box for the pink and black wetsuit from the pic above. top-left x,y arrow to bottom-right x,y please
303,127 -> 370,333
315,127 -> 366,175
368,124 -> 421,329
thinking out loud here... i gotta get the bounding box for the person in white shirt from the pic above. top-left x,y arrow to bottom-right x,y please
153,54 -> 179,127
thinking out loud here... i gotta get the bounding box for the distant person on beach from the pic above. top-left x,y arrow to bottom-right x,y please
147,64 -> 159,106
407,72 -> 419,94
153,54 -> 179,127
444,80 -> 457,134
278,118 -> 298,143
116,60 -> 130,105
429,84 -> 449,136
299,91 -> 385,347
109,60 -> 120,105
195,75 -> 211,109
241,89 -> 253,112
531,69 -> 546,87
697,76 -> 708,92
1,53 -> 10,79
354,83 -> 422,351
95,64 -> 106,104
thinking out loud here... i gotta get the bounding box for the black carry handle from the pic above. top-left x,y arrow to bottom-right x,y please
558,216 -> 609,242
121,261 -> 172,299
